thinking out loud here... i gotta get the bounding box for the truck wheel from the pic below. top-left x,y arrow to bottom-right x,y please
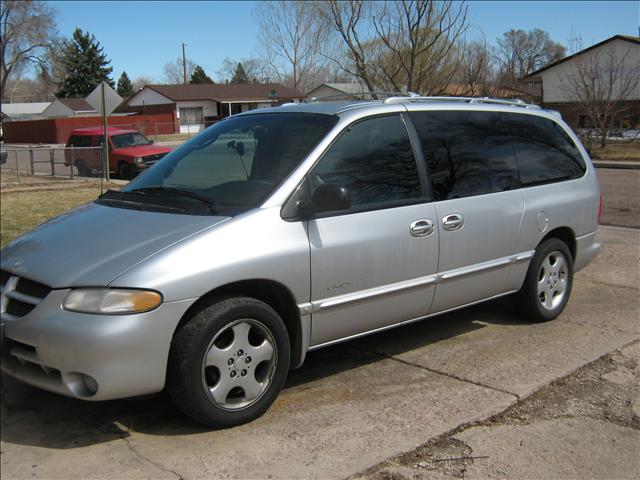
517,238 -> 573,322
167,296 -> 290,428
117,162 -> 134,180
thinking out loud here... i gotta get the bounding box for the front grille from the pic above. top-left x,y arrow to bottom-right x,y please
0,270 -> 51,321
144,153 -> 167,167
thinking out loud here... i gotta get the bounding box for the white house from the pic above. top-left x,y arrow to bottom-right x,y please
525,35 -> 640,128
127,84 -> 304,133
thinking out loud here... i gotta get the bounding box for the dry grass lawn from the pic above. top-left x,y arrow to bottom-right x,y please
1,184 -> 120,248
589,140 -> 640,161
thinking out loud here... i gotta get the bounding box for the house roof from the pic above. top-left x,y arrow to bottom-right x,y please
525,34 -> 640,79
56,97 -> 96,112
136,83 -> 304,103
1,102 -> 51,116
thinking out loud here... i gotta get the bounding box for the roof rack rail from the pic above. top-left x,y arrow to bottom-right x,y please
384,95 -> 540,109
307,91 -> 407,102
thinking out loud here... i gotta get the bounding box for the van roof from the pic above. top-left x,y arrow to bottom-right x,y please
241,95 -> 550,118
69,127 -> 138,136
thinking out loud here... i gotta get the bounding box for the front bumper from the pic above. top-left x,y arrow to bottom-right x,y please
1,289 -> 195,401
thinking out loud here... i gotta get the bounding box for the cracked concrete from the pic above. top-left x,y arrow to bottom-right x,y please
354,341 -> 640,480
1,224 -> 638,479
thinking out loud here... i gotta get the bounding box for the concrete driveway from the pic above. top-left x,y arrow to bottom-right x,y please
1,225 -> 637,479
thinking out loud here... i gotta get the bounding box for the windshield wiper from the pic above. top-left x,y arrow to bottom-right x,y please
130,186 -> 219,213
97,190 -> 187,212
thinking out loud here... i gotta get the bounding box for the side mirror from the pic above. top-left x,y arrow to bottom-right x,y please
281,180 -> 351,221
310,183 -> 351,214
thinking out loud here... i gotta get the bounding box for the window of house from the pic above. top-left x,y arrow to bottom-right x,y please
179,107 -> 204,126
409,110 -> 520,200
500,113 -> 586,185
309,114 -> 423,210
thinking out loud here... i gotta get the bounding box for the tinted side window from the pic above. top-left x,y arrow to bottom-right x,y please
68,135 -> 92,147
409,111 -> 519,200
500,113 -> 586,185
309,115 -> 422,210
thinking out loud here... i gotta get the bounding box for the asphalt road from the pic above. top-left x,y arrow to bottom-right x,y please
1,225 -> 638,479
597,168 -> 640,228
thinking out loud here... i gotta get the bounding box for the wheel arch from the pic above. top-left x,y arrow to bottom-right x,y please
540,226 -> 577,262
173,279 -> 306,370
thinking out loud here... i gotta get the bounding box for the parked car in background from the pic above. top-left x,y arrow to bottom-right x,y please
1,96 -> 601,428
64,127 -> 172,179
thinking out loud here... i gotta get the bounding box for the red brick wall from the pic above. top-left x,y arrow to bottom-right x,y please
4,107 -> 179,144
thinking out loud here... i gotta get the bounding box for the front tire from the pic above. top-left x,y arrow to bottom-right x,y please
167,296 -> 290,427
117,162 -> 134,180
517,238 -> 573,322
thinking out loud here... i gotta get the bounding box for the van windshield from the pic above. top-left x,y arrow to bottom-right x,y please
111,132 -> 152,148
120,113 -> 337,215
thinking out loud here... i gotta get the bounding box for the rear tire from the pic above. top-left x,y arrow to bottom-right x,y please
517,238 -> 573,322
167,296 -> 290,428
76,160 -> 90,177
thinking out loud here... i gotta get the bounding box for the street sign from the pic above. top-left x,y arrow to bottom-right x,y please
86,81 -> 122,182
86,81 -> 122,116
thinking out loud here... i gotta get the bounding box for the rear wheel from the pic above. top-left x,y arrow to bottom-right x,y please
517,238 -> 573,322
167,296 -> 290,427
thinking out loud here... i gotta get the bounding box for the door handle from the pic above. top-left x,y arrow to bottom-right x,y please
442,213 -> 464,231
410,219 -> 435,237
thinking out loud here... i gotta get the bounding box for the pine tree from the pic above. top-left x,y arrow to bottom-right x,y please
56,28 -> 114,97
190,65 -> 213,84
230,62 -> 249,84
116,71 -> 134,97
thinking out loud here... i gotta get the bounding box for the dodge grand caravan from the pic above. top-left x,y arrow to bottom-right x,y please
1,96 -> 601,427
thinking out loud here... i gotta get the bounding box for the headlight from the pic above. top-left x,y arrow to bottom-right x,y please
134,157 -> 144,164
63,288 -> 162,314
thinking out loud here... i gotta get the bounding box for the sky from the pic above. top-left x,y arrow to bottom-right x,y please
50,0 -> 640,82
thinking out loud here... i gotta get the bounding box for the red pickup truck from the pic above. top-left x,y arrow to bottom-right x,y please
64,127 -> 172,179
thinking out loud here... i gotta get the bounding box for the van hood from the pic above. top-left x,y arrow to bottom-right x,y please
112,145 -> 172,158
0,202 -> 228,288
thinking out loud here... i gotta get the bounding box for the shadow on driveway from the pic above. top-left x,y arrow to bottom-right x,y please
1,296 -> 529,449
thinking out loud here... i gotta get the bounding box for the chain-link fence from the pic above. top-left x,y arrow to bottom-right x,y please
0,146 -> 105,185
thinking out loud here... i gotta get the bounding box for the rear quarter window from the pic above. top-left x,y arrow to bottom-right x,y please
500,113 -> 586,186
68,135 -> 92,147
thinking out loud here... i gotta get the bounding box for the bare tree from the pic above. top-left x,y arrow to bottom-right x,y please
560,43 -> 640,148
132,75 -> 155,91
372,0 -> 468,94
494,28 -> 565,91
217,57 -> 270,84
454,37 -> 494,96
1,0 -> 57,102
163,57 -> 196,84
255,0 -> 328,93
316,0 -> 379,96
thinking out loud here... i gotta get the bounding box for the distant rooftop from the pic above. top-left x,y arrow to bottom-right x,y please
136,83 -> 304,103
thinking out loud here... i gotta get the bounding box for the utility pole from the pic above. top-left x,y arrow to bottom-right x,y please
182,43 -> 188,84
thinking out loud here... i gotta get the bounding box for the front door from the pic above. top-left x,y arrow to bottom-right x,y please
407,108 -> 525,313
307,114 -> 439,347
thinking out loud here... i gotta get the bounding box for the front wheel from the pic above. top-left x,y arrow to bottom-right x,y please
167,296 -> 290,427
517,238 -> 573,322
117,162 -> 134,180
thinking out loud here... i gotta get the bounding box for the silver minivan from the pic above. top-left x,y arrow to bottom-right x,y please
0,97 -> 601,427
